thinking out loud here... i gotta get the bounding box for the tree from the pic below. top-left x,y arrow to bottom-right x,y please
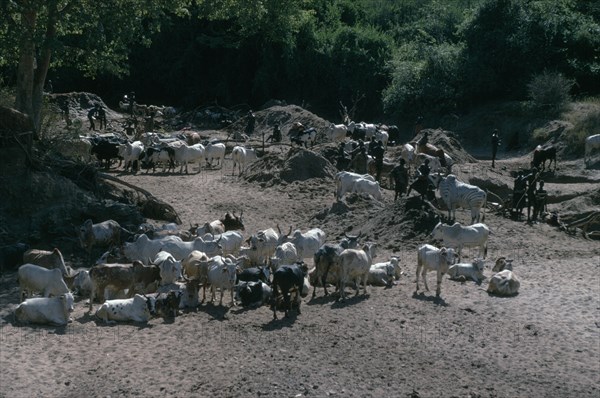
0,0 -> 191,135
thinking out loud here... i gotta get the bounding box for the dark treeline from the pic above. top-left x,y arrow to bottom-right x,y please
4,0 -> 600,123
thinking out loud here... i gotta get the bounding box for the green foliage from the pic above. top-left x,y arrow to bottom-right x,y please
383,41 -> 464,116
527,71 -> 574,114
2,0 -> 599,121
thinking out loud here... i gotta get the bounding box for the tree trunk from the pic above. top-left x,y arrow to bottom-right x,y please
32,3 -> 59,137
14,9 -> 37,136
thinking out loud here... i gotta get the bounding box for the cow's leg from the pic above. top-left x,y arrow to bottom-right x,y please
435,270 -> 442,297
363,273 -> 368,296
89,282 -> 96,312
421,268 -> 429,291
219,287 -> 224,306
415,264 -> 421,292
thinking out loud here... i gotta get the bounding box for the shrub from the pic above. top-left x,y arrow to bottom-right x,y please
527,71 -> 574,114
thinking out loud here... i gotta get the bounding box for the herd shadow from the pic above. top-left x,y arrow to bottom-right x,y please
412,291 -> 449,307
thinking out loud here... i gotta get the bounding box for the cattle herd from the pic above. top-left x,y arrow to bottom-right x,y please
13,113 -> 593,329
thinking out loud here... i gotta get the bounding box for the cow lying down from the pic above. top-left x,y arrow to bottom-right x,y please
95,294 -> 155,324
236,281 -> 272,308
447,258 -> 485,283
15,293 -> 75,326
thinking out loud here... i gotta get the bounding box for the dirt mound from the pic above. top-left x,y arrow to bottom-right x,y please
411,128 -> 477,163
226,105 -> 331,142
244,147 -> 336,186
313,194 -> 441,252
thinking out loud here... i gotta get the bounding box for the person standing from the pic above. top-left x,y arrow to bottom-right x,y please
96,105 -> 107,130
245,110 -> 256,135
371,140 -> 385,181
491,129 -> 501,168
350,146 -> 369,174
389,159 -> 409,201
87,106 -> 98,130
532,180 -> 548,222
266,123 -> 281,142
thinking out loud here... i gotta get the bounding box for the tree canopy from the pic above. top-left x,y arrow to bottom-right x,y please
1,0 -> 598,126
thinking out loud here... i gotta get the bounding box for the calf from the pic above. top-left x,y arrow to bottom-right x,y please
447,258 -> 485,283
18,263 -> 70,301
22,248 -> 69,276
415,244 -> 456,298
236,281 -> 272,308
271,262 -> 310,319
95,294 -> 155,324
14,293 -> 75,326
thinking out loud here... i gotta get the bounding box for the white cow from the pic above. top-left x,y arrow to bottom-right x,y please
401,143 -> 416,167
335,171 -> 376,200
326,123 -> 348,142
367,263 -> 395,286
374,129 -> 389,149
95,294 -> 154,324
277,226 -> 326,260
204,142 -> 226,168
370,256 -> 401,281
415,244 -> 456,297
338,243 -> 377,301
584,134 -> 600,167
246,228 -> 280,266
231,146 -> 258,176
14,293 -> 75,326
447,258 -> 485,283
488,270 -> 520,296
18,263 -> 70,301
151,251 -> 182,285
270,242 -> 299,270
118,140 -> 144,173
207,256 -> 239,306
123,234 -> 222,263
202,231 -> 244,255
352,178 -> 383,201
430,222 -> 490,259
173,143 -> 205,174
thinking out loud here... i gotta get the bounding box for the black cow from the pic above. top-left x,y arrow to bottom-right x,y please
222,211 -> 245,231
236,281 -> 272,308
271,262 -> 309,319
153,290 -> 182,318
90,138 -> 121,169
236,266 -> 270,284
532,145 -> 557,171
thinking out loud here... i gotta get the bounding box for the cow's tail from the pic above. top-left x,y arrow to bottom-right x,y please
482,192 -> 487,223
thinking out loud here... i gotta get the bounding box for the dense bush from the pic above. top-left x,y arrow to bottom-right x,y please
527,71 -> 574,114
